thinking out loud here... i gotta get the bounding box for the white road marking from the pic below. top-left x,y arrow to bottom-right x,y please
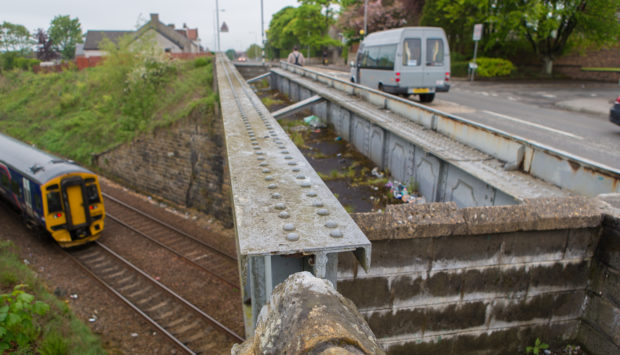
482,110 -> 584,140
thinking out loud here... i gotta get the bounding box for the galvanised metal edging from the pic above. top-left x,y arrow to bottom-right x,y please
278,61 -> 620,196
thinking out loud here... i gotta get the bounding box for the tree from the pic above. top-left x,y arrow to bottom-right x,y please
48,15 -> 83,60
337,0 -> 408,42
34,29 -> 57,61
266,4 -> 341,59
0,21 -> 33,54
517,0 -> 620,74
246,44 -> 262,59
225,49 -> 237,60
421,0 -> 620,74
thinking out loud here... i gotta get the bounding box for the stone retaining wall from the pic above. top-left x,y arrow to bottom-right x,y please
578,195 -> 620,354
93,110 -> 233,227
341,197 -> 607,354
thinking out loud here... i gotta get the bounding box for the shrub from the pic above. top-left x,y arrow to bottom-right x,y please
0,285 -> 50,352
451,61 -> 469,77
474,57 -> 515,78
193,57 -> 209,68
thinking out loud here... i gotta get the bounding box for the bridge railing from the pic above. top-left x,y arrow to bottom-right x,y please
278,61 -> 620,197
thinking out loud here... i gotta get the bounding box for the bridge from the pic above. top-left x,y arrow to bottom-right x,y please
217,54 -> 620,354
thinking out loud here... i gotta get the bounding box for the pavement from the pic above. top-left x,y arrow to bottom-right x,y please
555,98 -> 611,116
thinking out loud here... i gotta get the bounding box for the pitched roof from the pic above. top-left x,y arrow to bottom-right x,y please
84,31 -> 132,50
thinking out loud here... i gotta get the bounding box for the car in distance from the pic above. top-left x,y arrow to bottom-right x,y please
610,96 -> 620,125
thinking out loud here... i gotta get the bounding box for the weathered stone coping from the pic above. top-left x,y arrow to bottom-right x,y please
352,197 -> 606,241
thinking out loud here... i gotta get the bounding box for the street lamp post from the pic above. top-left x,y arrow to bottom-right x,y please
261,0 -> 265,62
363,0 -> 368,37
216,0 -> 221,51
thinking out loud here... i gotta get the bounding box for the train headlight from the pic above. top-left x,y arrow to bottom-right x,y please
55,212 -> 62,218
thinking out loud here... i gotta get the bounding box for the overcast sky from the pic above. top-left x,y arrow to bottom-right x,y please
2,0 -> 299,51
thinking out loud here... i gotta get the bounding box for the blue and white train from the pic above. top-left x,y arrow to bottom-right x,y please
0,133 -> 105,247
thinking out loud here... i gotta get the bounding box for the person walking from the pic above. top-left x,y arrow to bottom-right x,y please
287,46 -> 305,66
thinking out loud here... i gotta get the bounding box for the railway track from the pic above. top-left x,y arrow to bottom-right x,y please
65,241 -> 244,354
101,193 -> 240,291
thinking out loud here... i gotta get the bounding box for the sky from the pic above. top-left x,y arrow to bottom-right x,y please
1,0 -> 300,51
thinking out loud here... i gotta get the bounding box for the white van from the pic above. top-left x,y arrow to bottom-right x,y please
350,27 -> 450,103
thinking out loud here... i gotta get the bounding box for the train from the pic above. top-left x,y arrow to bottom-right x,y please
0,132 -> 105,247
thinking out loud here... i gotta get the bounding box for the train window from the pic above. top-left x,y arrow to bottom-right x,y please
0,172 -> 8,187
46,191 -> 62,213
11,180 -> 19,194
86,184 -> 100,204
34,194 -> 42,212
46,184 -> 59,190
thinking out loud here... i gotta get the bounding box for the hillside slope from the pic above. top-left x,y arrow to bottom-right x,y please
0,52 -> 216,165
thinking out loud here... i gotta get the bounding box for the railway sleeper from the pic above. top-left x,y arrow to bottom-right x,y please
117,281 -> 140,292
106,270 -> 127,279
146,300 -> 168,313
135,294 -> 156,305
173,318 -> 201,335
127,287 -> 150,298
165,312 -> 190,328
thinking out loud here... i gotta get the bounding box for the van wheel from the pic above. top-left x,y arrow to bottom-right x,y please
419,93 -> 435,103
378,83 -> 384,92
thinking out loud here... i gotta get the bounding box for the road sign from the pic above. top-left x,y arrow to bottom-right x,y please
221,22 -> 229,33
473,24 -> 483,41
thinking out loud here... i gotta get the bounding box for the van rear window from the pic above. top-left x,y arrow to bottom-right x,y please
426,38 -> 444,66
403,38 -> 421,66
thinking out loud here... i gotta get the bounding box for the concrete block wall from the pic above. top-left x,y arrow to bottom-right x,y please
340,197 -> 604,354
94,112 -> 233,227
578,195 -> 620,354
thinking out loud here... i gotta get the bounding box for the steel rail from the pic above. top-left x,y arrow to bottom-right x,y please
96,241 -> 244,342
105,212 -> 239,291
102,192 -> 237,261
63,246 -> 197,354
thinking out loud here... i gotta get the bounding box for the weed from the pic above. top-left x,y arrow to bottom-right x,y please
0,284 -> 50,352
291,131 -> 306,147
526,338 -> 549,355
39,330 -> 68,355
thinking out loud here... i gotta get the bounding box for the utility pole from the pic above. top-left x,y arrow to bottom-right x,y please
261,0 -> 265,63
363,0 -> 368,36
216,0 -> 221,51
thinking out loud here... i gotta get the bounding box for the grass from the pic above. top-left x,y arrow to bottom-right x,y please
0,241 -> 105,354
0,54 -> 215,166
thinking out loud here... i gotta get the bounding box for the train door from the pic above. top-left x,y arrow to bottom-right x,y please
22,178 -> 33,217
61,177 -> 88,228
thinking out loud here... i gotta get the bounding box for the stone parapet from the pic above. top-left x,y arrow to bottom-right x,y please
341,196 -> 608,354
232,272 -> 384,355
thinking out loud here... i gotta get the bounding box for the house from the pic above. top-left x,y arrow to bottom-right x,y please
82,13 -> 202,58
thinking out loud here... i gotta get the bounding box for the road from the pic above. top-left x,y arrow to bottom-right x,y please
432,79 -> 620,169
308,66 -> 620,170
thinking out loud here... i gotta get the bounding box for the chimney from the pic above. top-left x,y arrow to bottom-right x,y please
183,23 -> 187,29
150,13 -> 159,23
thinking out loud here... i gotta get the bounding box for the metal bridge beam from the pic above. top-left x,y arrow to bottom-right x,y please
271,94 -> 324,119
215,54 -> 371,336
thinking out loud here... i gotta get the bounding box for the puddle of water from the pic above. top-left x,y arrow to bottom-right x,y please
253,85 -> 420,213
